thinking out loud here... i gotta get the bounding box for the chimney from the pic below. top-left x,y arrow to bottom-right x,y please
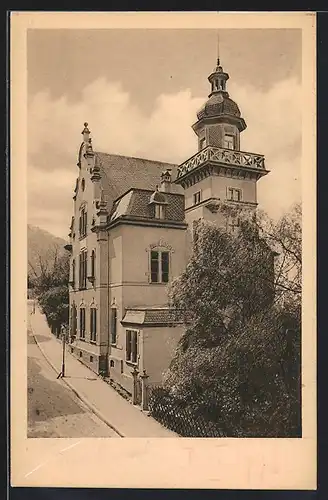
160,169 -> 172,193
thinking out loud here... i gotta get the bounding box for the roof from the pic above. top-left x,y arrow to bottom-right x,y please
121,307 -> 184,326
197,92 -> 241,121
94,152 -> 183,213
109,188 -> 185,223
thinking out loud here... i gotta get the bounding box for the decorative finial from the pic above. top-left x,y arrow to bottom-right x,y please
82,122 -> 90,135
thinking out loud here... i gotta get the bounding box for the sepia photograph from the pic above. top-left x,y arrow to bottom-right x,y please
11,11 -> 316,490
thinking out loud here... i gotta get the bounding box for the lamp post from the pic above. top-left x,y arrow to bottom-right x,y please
57,325 -> 67,379
131,366 -> 139,405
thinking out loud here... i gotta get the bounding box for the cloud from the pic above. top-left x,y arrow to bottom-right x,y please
28,77 -> 301,238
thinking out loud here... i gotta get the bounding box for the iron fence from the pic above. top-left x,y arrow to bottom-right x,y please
148,386 -> 226,437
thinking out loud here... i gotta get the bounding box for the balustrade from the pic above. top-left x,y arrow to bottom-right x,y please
177,146 -> 265,179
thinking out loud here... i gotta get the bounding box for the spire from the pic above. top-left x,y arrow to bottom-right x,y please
216,31 -> 220,66
207,34 -> 229,97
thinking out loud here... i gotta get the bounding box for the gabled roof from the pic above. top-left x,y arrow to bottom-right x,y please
94,152 -> 183,213
110,188 -> 185,223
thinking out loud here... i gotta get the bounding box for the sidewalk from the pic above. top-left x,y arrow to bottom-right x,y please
29,308 -> 177,438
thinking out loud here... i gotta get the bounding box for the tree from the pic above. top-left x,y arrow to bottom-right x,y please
29,246 -> 70,332
169,205 -> 275,349
257,202 -> 302,319
162,203 -> 301,437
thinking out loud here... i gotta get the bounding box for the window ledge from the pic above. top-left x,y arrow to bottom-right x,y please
125,360 -> 138,367
89,340 -> 97,345
79,337 -> 86,342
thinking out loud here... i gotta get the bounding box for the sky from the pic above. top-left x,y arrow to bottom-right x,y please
27,28 -> 302,239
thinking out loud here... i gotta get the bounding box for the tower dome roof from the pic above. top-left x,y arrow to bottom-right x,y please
197,92 -> 241,121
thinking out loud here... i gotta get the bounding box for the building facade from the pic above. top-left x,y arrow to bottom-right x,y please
66,56 -> 269,397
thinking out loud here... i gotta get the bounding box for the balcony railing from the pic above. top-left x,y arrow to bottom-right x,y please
176,146 -> 266,179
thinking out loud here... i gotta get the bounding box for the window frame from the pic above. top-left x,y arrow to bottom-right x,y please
150,249 -> 170,284
110,307 -> 118,345
79,207 -> 88,238
193,191 -> 202,205
227,187 -> 242,202
223,134 -> 235,150
154,204 -> 166,220
79,249 -> 88,289
79,307 -> 86,340
125,329 -> 138,364
228,216 -> 241,234
199,136 -> 206,150
90,307 -> 97,343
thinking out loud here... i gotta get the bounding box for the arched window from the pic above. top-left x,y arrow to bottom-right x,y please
90,307 -> 97,342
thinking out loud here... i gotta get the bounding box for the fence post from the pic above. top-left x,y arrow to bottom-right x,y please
140,370 -> 149,411
131,366 -> 139,405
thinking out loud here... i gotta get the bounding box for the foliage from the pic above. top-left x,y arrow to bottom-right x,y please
163,308 -> 301,437
257,202 -> 302,312
29,246 -> 70,329
38,285 -> 69,328
169,206 -> 275,347
161,203 -> 302,437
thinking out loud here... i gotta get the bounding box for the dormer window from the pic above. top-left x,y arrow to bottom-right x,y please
155,204 -> 166,220
224,134 -> 235,150
149,187 -> 168,220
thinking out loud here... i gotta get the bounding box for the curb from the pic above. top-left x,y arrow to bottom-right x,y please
28,315 -> 125,438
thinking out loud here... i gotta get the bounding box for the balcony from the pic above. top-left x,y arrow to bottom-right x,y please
176,146 -> 267,181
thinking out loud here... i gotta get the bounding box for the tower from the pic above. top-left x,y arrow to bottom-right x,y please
175,45 -> 269,229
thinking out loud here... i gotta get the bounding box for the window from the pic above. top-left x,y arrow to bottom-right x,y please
227,187 -> 242,202
200,137 -> 206,149
72,259 -> 75,285
126,329 -> 138,364
70,258 -> 75,286
193,191 -> 202,205
111,307 -> 117,345
154,204 -> 166,220
228,216 -> 240,234
79,250 -> 88,289
81,178 -> 85,191
90,307 -> 97,342
90,250 -> 95,279
224,134 -> 235,150
70,304 -> 77,336
150,250 -> 170,283
79,308 -> 86,339
79,207 -> 87,238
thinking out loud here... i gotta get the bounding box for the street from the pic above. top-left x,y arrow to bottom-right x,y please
27,301 -> 119,438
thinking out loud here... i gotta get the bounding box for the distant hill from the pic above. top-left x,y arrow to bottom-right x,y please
28,224 -> 68,278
